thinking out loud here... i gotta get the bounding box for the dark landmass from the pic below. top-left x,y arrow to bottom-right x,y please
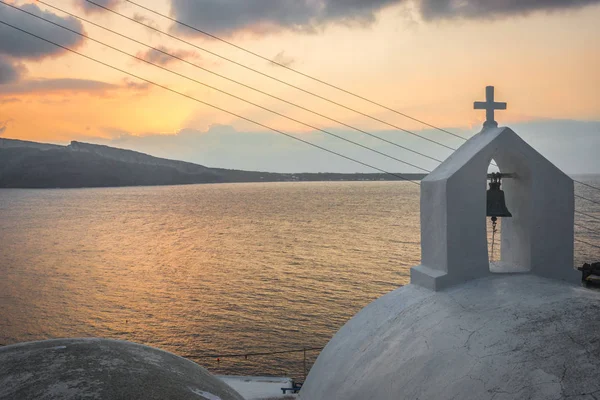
0,138 -> 426,189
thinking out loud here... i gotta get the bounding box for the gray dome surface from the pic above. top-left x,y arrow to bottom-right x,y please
301,274 -> 600,400
0,338 -> 244,400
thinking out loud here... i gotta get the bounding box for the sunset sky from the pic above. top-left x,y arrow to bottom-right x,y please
0,0 -> 599,173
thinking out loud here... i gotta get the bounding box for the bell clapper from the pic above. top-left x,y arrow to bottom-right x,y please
490,216 -> 498,261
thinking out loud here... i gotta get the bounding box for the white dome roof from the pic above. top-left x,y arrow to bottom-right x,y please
0,338 -> 244,400
302,274 -> 600,400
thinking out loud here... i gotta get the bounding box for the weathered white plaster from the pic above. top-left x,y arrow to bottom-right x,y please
411,127 -> 576,291
301,275 -> 600,400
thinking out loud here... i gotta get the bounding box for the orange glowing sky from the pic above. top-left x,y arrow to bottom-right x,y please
0,0 -> 599,173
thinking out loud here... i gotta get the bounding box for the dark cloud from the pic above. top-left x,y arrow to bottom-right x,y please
420,0 -> 600,20
0,121 -> 7,136
137,46 -> 197,66
0,78 -> 116,95
322,0 -> 400,20
0,76 -> 152,96
169,0 -> 327,35
0,3 -> 85,59
133,13 -> 160,30
0,98 -> 21,104
271,51 -> 296,68
169,0 -> 600,35
0,56 -> 26,84
122,79 -> 152,92
75,0 -> 121,14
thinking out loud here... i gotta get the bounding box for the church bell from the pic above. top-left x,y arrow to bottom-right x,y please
486,173 -> 512,219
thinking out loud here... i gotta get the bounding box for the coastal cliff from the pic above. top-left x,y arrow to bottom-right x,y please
0,138 -> 425,188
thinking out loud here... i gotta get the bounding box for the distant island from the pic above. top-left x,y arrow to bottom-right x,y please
0,138 -> 426,189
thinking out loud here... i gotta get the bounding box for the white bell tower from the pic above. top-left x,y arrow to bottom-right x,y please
411,87 -> 577,291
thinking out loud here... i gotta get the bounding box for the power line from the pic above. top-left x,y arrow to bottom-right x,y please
7,3 -> 597,199
0,17 -> 421,186
7,2 -> 433,174
574,223 -> 600,234
83,0 -> 458,153
575,194 -> 600,206
88,0 -> 600,196
184,347 -> 323,359
576,180 -> 600,195
122,0 -> 467,142
575,238 -> 600,251
2,7 -> 596,358
122,1 -> 600,196
576,210 -> 600,223
36,0 -> 445,167
9,3 -> 598,203
1,5 -> 594,242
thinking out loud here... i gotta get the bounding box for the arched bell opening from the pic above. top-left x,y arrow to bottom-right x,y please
485,155 -> 532,274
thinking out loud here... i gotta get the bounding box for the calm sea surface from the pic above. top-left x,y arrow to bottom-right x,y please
1,180 -> 599,378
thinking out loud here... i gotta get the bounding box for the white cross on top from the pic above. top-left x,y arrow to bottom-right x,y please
474,86 -> 507,129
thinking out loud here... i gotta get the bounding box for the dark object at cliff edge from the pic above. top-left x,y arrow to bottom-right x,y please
578,262 -> 600,286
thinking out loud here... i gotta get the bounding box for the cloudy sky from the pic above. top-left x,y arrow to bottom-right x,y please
0,0 -> 598,173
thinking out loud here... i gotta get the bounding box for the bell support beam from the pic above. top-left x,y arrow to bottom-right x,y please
487,173 -> 516,179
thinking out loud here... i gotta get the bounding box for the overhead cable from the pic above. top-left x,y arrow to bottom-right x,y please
576,210 -> 600,223
574,223 -> 600,234
575,238 -> 600,251
120,0 -> 467,142
113,1 -> 600,195
36,0 -> 445,166
7,3 -> 600,216
185,347 -> 323,360
82,0 -> 459,153
575,210 -> 600,221
0,16 -> 422,186
576,180 -> 600,195
575,194 -> 600,206
2,9 -> 597,248
7,1 -> 433,173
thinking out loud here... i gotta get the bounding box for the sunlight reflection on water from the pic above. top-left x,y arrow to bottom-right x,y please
0,179 -> 598,378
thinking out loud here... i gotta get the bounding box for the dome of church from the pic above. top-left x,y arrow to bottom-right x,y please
301,274 -> 600,400
0,338 -> 244,400
300,97 -> 594,399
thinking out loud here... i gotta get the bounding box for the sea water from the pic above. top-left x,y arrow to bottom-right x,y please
0,180 -> 598,378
